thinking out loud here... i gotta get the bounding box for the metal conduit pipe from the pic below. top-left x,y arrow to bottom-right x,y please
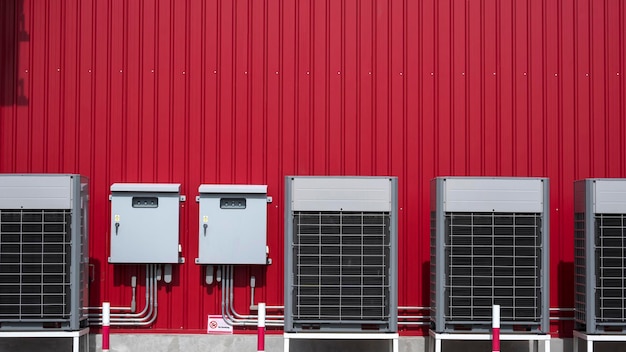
107,265 -> 158,326
90,265 -> 159,326
220,266 -> 283,327
227,268 -> 284,322
89,265 -> 153,319
89,265 -> 154,322
223,266 -> 284,326
226,266 -> 283,320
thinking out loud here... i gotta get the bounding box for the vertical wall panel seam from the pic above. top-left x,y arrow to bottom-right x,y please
185,0 -> 192,327
433,0 -> 439,176
619,1 -> 626,175
340,0 -> 345,174
464,0 -> 469,174
122,0 -> 128,179
247,0 -> 253,181
153,0 -> 159,180
138,0 -> 144,178
495,0 -> 501,174
507,0 -> 516,175
42,0 -> 49,172
587,0 -> 597,176
542,0 -> 548,175
387,0 -> 391,174
371,0 -> 376,171
326,0 -> 331,174
59,0 -> 66,170
75,0 -> 82,172
573,0 -> 578,178
262,0 -> 268,182
171,0 -> 176,181
355,0 -> 361,172
216,0 -> 221,180
602,0 -> 611,176
231,0 -> 236,181
480,0 -> 485,174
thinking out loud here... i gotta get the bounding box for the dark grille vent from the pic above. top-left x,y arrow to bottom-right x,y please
444,212 -> 542,325
0,210 -> 72,321
595,214 -> 626,323
574,212 -> 586,324
293,211 -> 390,323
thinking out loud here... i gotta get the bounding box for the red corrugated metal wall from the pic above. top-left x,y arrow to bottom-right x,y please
1,0 -> 625,336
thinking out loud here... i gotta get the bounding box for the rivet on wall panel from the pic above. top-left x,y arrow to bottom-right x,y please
214,70 -> 217,74
523,72 -> 527,76
337,71 -> 341,75
88,69 -> 92,73
183,71 -> 186,75
369,72 -> 372,75
492,72 -> 496,76
119,70 -> 123,73
25,69 -> 28,73
617,73 -> 620,76
245,71 -> 248,75
586,73 -> 589,77
554,73 -> 558,77
431,72 -> 434,76
399,72 -> 403,76
57,68 -> 60,72
275,71 -> 279,75
306,71 -> 310,75
151,70 -> 154,73
461,72 -> 465,76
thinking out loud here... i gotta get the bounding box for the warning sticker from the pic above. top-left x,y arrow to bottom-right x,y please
207,315 -> 233,334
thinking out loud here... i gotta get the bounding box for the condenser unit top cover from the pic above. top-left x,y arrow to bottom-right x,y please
109,183 -> 181,263
0,174 -> 82,209
438,177 -> 546,213
196,184 -> 267,265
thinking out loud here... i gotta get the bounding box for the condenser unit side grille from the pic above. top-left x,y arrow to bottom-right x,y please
445,212 -> 542,324
430,211 -> 437,321
293,211 -> 390,323
595,213 -> 626,323
574,212 -> 586,324
0,209 -> 72,321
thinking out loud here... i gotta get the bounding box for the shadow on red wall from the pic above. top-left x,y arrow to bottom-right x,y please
1,0 -> 28,106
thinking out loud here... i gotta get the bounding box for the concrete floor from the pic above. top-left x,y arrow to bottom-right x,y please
1,334 -> 626,352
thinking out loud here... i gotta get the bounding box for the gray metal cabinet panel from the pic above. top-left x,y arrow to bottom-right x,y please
109,184 -> 181,263
196,185 -> 267,265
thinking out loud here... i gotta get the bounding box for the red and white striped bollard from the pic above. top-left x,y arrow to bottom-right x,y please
492,304 -> 500,352
103,302 -> 110,352
257,303 -> 266,352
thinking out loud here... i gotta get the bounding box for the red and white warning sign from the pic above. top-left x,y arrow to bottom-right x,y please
207,315 -> 233,334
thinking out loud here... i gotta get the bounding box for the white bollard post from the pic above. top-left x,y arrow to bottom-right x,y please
492,304 -> 500,352
257,303 -> 266,352
103,302 -> 110,352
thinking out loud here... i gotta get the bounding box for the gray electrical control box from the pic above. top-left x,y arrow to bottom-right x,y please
109,183 -> 182,264
196,184 -> 268,265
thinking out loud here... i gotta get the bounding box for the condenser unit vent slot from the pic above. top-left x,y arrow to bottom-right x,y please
594,214 -> 626,323
293,211 -> 390,322
445,212 -> 542,323
0,210 -> 72,321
